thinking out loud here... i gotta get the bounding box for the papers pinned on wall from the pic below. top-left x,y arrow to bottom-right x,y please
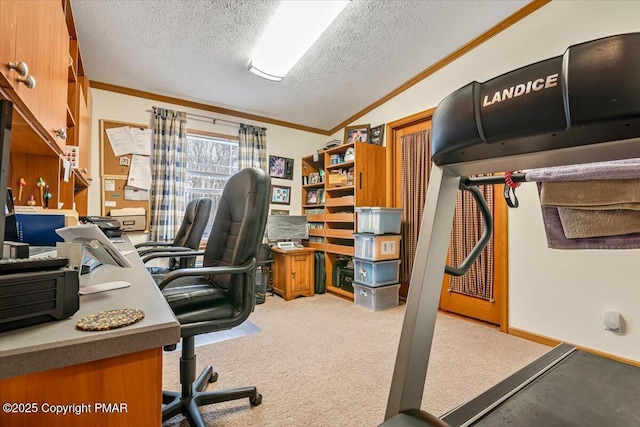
130,127 -> 153,155
105,126 -> 153,156
105,126 -> 137,157
104,126 -> 153,191
126,154 -> 152,190
124,186 -> 149,201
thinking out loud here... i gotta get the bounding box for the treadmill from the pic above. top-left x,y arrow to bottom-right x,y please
381,33 -> 640,427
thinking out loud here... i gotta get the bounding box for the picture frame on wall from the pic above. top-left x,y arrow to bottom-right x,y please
369,124 -> 385,145
270,209 -> 289,215
271,185 -> 291,205
269,155 -> 294,180
344,124 -> 370,144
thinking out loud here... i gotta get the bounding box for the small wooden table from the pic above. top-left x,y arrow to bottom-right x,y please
271,247 -> 316,301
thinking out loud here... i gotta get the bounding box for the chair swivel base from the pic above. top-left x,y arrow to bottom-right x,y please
162,365 -> 262,427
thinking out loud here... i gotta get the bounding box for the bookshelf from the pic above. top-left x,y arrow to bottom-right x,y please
301,142 -> 386,299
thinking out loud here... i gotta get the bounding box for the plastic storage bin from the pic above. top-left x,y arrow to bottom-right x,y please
353,259 -> 401,287
354,233 -> 401,261
353,283 -> 400,311
356,207 -> 403,234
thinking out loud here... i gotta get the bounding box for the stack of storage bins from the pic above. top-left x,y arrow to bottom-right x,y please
353,207 -> 403,311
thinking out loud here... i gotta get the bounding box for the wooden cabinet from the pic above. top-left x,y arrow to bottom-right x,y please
271,247 -> 316,301
1,0 -> 91,215
2,0 -> 69,150
301,142 -> 386,299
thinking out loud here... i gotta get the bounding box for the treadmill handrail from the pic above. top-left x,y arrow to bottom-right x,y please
444,182 -> 493,277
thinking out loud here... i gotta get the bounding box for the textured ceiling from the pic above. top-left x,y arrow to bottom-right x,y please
71,0 -> 530,132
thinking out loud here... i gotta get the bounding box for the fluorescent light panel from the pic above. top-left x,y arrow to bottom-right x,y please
249,0 -> 349,82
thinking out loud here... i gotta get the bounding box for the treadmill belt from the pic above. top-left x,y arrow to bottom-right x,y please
445,348 -> 640,426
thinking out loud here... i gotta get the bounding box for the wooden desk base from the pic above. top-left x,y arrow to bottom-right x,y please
0,348 -> 162,426
271,247 -> 316,301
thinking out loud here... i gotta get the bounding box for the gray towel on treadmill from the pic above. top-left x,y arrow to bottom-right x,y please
537,184 -> 640,249
526,158 -> 640,182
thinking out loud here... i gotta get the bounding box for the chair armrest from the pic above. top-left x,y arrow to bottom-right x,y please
158,258 -> 257,290
138,246 -> 195,259
168,258 -> 259,337
135,241 -> 173,249
141,250 -> 205,264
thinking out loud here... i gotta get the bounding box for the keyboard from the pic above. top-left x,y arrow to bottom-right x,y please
0,256 -> 70,275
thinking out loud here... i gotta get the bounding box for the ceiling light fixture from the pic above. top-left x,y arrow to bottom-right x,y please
248,0 -> 349,82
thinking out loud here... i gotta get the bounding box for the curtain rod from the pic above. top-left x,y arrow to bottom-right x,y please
148,107 -> 241,126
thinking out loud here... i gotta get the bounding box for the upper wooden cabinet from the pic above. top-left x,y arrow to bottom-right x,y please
1,0 -> 92,215
2,1 -> 69,150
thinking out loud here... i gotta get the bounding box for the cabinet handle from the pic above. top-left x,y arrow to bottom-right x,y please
54,128 -> 67,140
7,61 -> 28,77
359,172 -> 362,189
16,75 -> 36,89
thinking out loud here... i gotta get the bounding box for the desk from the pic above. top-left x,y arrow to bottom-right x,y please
271,247 -> 316,301
0,238 -> 180,426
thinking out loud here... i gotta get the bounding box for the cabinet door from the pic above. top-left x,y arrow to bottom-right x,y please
35,1 -> 69,149
14,1 -> 69,149
13,3 -> 44,119
0,0 -> 18,88
291,254 -> 311,293
77,84 -> 92,178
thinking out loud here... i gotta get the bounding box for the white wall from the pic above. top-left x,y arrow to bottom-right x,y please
347,1 -> 640,361
89,89 -> 327,218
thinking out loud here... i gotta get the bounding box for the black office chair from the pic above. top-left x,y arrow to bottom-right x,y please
137,197 -> 212,278
154,167 -> 270,427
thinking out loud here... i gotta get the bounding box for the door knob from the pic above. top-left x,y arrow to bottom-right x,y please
54,128 -> 67,140
7,61 -> 28,77
16,75 -> 36,89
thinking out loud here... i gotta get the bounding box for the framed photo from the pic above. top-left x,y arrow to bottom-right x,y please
369,124 -> 385,145
271,185 -> 291,205
344,124 -> 370,144
271,209 -> 289,215
306,190 -> 318,205
269,155 -> 294,180
309,172 -> 320,184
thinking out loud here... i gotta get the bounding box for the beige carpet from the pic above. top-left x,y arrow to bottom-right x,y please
163,293 -> 549,427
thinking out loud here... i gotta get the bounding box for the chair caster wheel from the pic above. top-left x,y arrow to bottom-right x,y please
209,372 -> 218,383
250,393 -> 262,406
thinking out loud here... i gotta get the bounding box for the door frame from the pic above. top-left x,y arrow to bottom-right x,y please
386,109 -> 509,332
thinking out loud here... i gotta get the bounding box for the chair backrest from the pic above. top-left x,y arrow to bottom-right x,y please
203,167 -> 271,307
173,197 -> 212,249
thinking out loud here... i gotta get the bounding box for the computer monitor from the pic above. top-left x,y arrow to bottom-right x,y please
0,100 -> 13,256
4,187 -> 17,242
265,215 -> 309,243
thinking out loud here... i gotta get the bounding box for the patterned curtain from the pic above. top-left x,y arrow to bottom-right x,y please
400,129 -> 495,301
150,107 -> 187,242
449,181 -> 494,300
238,124 -> 267,170
400,130 -> 432,284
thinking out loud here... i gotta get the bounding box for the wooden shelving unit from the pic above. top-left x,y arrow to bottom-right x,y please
301,142 -> 386,299
301,153 -> 326,251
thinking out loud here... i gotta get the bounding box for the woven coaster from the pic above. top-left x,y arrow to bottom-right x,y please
76,308 -> 145,331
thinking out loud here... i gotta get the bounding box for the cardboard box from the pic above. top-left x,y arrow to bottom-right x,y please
109,207 -> 146,231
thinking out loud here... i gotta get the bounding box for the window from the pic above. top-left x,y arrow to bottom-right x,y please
185,132 -> 239,239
